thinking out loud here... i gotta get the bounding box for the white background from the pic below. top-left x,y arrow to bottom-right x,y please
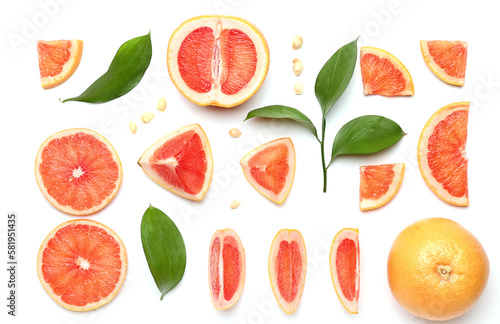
1,0 -> 499,323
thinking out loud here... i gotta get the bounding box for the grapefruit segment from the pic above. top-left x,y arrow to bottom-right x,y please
330,228 -> 359,314
240,138 -> 295,205
167,15 -> 270,108
420,40 -> 467,86
208,229 -> 245,310
35,128 -> 122,216
37,39 -> 83,89
37,219 -> 127,311
417,102 -> 469,206
138,124 -> 213,201
360,47 -> 414,96
359,163 -> 405,211
268,229 -> 306,314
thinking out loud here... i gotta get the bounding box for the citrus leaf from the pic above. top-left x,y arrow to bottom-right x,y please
245,105 -> 319,141
329,115 -> 405,166
141,205 -> 186,300
62,32 -> 152,103
315,37 -> 358,118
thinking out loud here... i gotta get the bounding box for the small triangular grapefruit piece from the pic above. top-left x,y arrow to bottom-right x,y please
420,40 -> 467,86
240,138 -> 295,205
138,124 -> 213,201
359,163 -> 405,211
37,39 -> 83,89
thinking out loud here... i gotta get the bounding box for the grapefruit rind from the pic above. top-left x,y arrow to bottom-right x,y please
420,41 -> 467,86
36,219 -> 127,311
417,102 -> 469,206
167,15 -> 270,108
38,39 -> 83,89
359,163 -> 405,211
34,128 -> 123,216
138,124 -> 213,201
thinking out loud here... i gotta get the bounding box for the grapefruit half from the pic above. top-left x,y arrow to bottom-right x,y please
37,39 -> 83,89
37,219 -> 127,311
420,40 -> 467,86
167,15 -> 270,108
138,124 -> 213,201
359,163 -> 405,211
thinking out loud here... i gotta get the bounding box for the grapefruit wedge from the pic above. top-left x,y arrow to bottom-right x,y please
37,39 -> 83,89
420,40 -> 467,86
35,128 -> 123,216
360,47 -> 414,96
359,163 -> 405,211
209,229 -> 246,310
418,102 -> 469,206
240,138 -> 295,205
167,15 -> 270,108
330,228 -> 360,314
37,219 -> 127,311
269,229 -> 307,314
138,124 -> 213,201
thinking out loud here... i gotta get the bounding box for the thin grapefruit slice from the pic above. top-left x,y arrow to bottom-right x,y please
37,39 -> 83,89
360,47 -> 414,96
330,228 -> 359,314
240,138 -> 295,205
418,102 -> 469,206
209,229 -> 246,310
420,40 -> 467,86
268,229 -> 307,314
138,124 -> 213,201
359,163 -> 405,211
37,219 -> 127,311
35,128 -> 123,216
167,15 -> 270,108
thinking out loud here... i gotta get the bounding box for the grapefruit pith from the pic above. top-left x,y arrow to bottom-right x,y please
37,39 -> 83,89
420,40 -> 467,86
359,163 -> 404,211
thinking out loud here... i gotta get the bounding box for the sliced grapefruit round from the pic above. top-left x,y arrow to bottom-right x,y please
418,102 -> 469,206
268,229 -> 307,314
330,228 -> 359,314
35,128 -> 123,216
240,138 -> 295,205
37,219 -> 127,311
209,229 -> 246,310
167,15 -> 270,108
37,39 -> 83,89
359,163 -> 405,211
360,46 -> 414,96
420,40 -> 467,86
138,124 -> 213,201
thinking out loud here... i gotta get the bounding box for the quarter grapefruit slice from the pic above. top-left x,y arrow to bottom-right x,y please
35,128 -> 123,216
240,138 -> 295,205
330,228 -> 359,314
269,229 -> 307,314
209,229 -> 246,310
360,47 -> 414,96
418,102 -> 469,206
359,163 -> 405,211
138,124 -> 213,201
37,219 -> 127,311
420,41 -> 467,86
37,39 -> 83,89
167,15 -> 270,108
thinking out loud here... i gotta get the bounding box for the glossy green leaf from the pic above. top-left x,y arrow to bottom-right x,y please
63,32 -> 152,103
141,205 -> 186,300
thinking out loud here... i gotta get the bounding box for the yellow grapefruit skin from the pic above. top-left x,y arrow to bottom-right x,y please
37,39 -> 83,89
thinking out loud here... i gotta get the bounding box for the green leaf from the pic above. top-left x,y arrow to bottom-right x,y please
141,205 -> 186,300
329,115 -> 406,166
63,32 -> 152,103
244,105 -> 319,141
315,37 -> 358,118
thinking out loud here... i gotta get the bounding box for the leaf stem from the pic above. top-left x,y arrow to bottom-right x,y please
321,117 -> 327,192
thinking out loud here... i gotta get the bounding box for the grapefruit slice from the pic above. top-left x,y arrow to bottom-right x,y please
420,41 -> 467,86
330,228 -> 359,314
167,15 -> 270,108
418,102 -> 469,206
269,229 -> 307,314
35,128 -> 122,216
209,229 -> 246,310
360,47 -> 414,96
37,219 -> 127,311
240,138 -> 295,205
138,124 -> 213,201
359,163 -> 405,211
37,39 -> 83,89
